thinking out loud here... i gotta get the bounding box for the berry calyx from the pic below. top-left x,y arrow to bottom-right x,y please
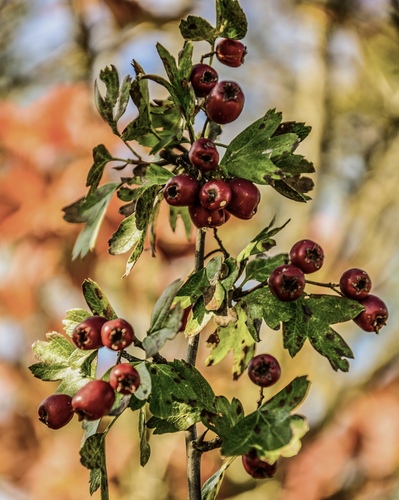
190,63 -> 219,97
101,318 -> 135,351
188,138 -> 219,171
247,354 -> 281,387
109,363 -> 141,395
163,175 -> 200,207
38,394 -> 74,430
339,268 -> 372,300
289,239 -> 324,274
242,450 -> 277,479
72,315 -> 107,350
199,179 -> 232,211
226,178 -> 260,219
189,204 -> 230,228
215,38 -> 247,67
72,380 -> 115,421
268,264 -> 306,302
353,294 -> 388,333
205,81 -> 245,124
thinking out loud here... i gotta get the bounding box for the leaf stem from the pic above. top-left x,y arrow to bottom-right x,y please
305,279 -> 341,295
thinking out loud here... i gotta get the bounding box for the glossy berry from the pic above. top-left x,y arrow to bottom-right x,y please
242,450 -> 277,479
215,38 -> 247,67
353,294 -> 388,333
163,175 -> 200,207
190,63 -> 219,97
339,268 -> 372,300
188,138 -> 219,171
289,239 -> 324,274
268,264 -> 306,302
101,318 -> 135,351
72,315 -> 107,350
109,363 -> 141,395
247,354 -> 281,387
72,380 -> 115,421
205,81 -> 245,124
226,178 -> 260,219
38,394 -> 74,430
189,204 -> 230,228
199,179 -> 232,211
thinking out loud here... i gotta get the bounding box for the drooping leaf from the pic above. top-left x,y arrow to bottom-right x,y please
173,268 -> 209,309
131,362 -> 152,402
86,145 -> 113,196
80,433 -> 109,499
139,406 -> 151,466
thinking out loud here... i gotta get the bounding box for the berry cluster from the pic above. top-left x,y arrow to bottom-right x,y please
38,316 -> 140,429
163,38 -> 261,229
267,239 -> 388,334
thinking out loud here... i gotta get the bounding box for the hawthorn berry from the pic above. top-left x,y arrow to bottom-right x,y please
189,204 -> 230,228
268,264 -> 306,302
289,239 -> 324,274
247,354 -> 281,387
72,380 -> 115,421
339,268 -> 372,300
226,178 -> 260,219
190,63 -> 219,97
101,318 -> 135,351
215,38 -> 247,67
109,363 -> 140,395
199,179 -> 232,211
72,315 -> 107,350
242,450 -> 277,479
205,81 -> 245,124
353,294 -> 388,333
163,175 -> 200,207
38,394 -> 74,430
188,138 -> 219,171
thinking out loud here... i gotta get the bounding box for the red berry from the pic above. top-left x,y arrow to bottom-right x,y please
242,450 -> 277,479
205,81 -> 245,124
189,204 -> 230,228
101,318 -> 135,351
215,38 -> 247,67
163,175 -> 200,207
289,239 -> 324,274
38,394 -> 74,430
72,316 -> 107,350
188,138 -> 219,171
339,268 -> 372,300
190,63 -> 219,97
199,179 -> 232,211
109,363 -> 140,395
226,178 -> 260,219
247,354 -> 281,387
268,264 -> 305,302
353,294 -> 388,333
72,380 -> 115,421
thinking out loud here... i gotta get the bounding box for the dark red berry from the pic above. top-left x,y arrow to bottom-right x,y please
215,38 -> 247,67
199,179 -> 232,211
163,175 -> 200,207
72,316 -> 107,350
205,81 -> 245,124
289,239 -> 324,274
101,318 -> 135,351
339,268 -> 372,300
353,294 -> 388,333
72,380 -> 115,421
268,264 -> 305,302
38,394 -> 74,430
226,178 -> 260,219
242,450 -> 277,479
189,204 -> 230,228
247,354 -> 281,387
188,138 -> 219,171
109,363 -> 140,395
190,63 -> 219,97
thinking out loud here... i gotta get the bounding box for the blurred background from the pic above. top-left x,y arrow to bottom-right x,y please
1,0 -> 399,498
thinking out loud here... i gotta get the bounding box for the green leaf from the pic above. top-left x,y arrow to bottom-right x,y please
132,362 -> 152,401
201,457 -> 236,500
173,269 -> 208,309
216,0 -> 248,39
180,15 -> 218,43
86,145 -> 113,196
243,253 -> 288,284
139,407 -> 151,466
201,396 -> 244,440
114,74 -> 132,122
81,279 -> 118,320
184,298 -> 214,337
62,309 -> 91,337
205,305 -> 256,379
168,205 -> 193,240
80,433 -> 109,499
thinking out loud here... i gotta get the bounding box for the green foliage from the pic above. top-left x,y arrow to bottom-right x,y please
80,432 -> 109,499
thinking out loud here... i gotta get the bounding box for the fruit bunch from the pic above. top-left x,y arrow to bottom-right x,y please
163,38 -> 261,228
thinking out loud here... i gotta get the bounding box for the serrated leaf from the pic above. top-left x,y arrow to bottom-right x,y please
201,458 -> 236,500
80,433 -> 109,499
179,16 -> 218,43
243,253 -> 288,284
81,279 -> 117,319
205,305 -> 256,379
173,269 -> 209,309
86,145 -> 113,195
216,0 -> 248,39
201,396 -> 244,440
139,407 -> 151,466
